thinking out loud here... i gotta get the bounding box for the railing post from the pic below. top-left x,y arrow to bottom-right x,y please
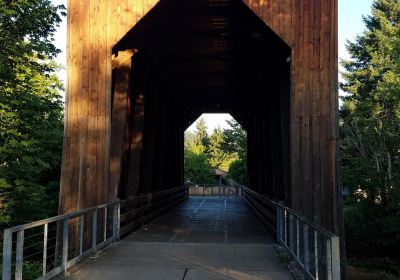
284,210 -> 287,245
15,230 -> 24,280
2,229 -> 13,280
43,223 -> 48,276
79,215 -> 84,255
303,224 -> 310,271
104,207 -> 107,242
276,201 -> 284,243
276,205 -> 281,242
113,201 -> 120,241
92,209 -> 98,250
330,236 -> 341,280
326,237 -> 333,280
314,230 -> 319,280
62,219 -> 69,275
117,202 -> 120,240
296,218 -> 300,259
289,214 -> 294,253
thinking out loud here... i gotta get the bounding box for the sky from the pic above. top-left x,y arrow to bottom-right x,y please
51,0 -> 375,134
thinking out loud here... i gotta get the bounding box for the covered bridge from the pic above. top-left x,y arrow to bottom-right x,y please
47,0 -> 343,278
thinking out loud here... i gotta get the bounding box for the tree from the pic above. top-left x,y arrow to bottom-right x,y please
208,127 -> 227,169
222,119 -> 247,160
0,0 -> 65,228
184,119 -> 212,184
222,120 -> 248,184
184,131 -> 196,150
192,117 -> 209,154
341,0 -> 400,205
228,159 -> 247,185
184,150 -> 213,184
183,117 -> 248,185
340,0 -> 400,271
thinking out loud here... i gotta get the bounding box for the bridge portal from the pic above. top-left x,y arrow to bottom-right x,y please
59,0 -> 343,276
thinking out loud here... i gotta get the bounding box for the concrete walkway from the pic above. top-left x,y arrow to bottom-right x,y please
63,197 -> 292,280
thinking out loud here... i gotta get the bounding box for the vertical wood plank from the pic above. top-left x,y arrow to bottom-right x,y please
62,0 -> 339,237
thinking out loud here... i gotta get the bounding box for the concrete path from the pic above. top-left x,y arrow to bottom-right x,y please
63,197 -> 292,280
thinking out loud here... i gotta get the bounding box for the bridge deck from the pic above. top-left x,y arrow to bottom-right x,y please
63,197 -> 293,279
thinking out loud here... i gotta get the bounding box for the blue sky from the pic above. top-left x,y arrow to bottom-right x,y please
338,0 -> 374,62
52,0 -> 375,133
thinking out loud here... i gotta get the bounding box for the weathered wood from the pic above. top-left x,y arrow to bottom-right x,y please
60,0 -> 159,214
61,0 -> 340,238
109,50 -> 136,200
243,0 -> 339,232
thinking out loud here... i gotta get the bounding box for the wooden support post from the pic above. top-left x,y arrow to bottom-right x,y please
110,49 -> 136,200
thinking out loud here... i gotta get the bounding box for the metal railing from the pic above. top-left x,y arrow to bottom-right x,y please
188,185 -> 240,197
1,186 -> 189,280
241,186 -> 341,280
120,186 -> 189,236
2,201 -> 120,280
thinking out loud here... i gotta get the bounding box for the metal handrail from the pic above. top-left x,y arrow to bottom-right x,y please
188,185 -> 240,197
240,186 -> 341,280
1,186 -> 189,280
2,201 -> 121,280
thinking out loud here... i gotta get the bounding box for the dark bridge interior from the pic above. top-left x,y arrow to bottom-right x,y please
112,0 -> 291,204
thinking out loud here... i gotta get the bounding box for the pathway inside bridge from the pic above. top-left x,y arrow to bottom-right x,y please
63,197 -> 293,280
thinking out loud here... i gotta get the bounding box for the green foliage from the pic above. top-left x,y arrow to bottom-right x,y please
191,117 -> 209,154
340,0 -> 400,273
0,0 -> 66,81
228,159 -> 247,185
184,150 -> 213,184
0,261 -> 42,280
276,248 -> 290,265
222,119 -> 247,160
208,127 -> 235,170
344,204 -> 400,275
22,261 -> 42,280
0,0 -> 65,228
222,119 -> 247,183
184,117 -> 247,185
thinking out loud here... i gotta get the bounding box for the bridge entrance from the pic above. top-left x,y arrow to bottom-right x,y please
110,0 -> 291,207
46,0 -> 343,278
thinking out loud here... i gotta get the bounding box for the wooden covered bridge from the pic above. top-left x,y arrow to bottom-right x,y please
2,0 -> 344,279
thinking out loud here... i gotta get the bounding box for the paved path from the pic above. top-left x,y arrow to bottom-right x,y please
63,197 -> 292,280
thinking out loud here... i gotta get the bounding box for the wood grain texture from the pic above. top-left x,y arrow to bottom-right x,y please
243,0 -> 339,231
61,0 -> 339,234
59,0 -> 158,214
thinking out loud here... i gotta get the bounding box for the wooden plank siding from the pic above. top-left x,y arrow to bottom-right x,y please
60,0 -> 340,234
243,0 -> 339,232
59,0 -> 158,214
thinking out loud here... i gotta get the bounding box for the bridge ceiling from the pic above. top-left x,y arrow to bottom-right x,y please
114,0 -> 290,124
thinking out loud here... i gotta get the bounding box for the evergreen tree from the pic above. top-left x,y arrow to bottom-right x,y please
341,0 -> 400,205
222,120 -> 247,183
222,119 -> 247,160
192,117 -> 209,154
208,127 -> 227,169
340,0 -> 400,270
184,131 -> 196,151
0,0 -> 65,227
184,150 -> 213,184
